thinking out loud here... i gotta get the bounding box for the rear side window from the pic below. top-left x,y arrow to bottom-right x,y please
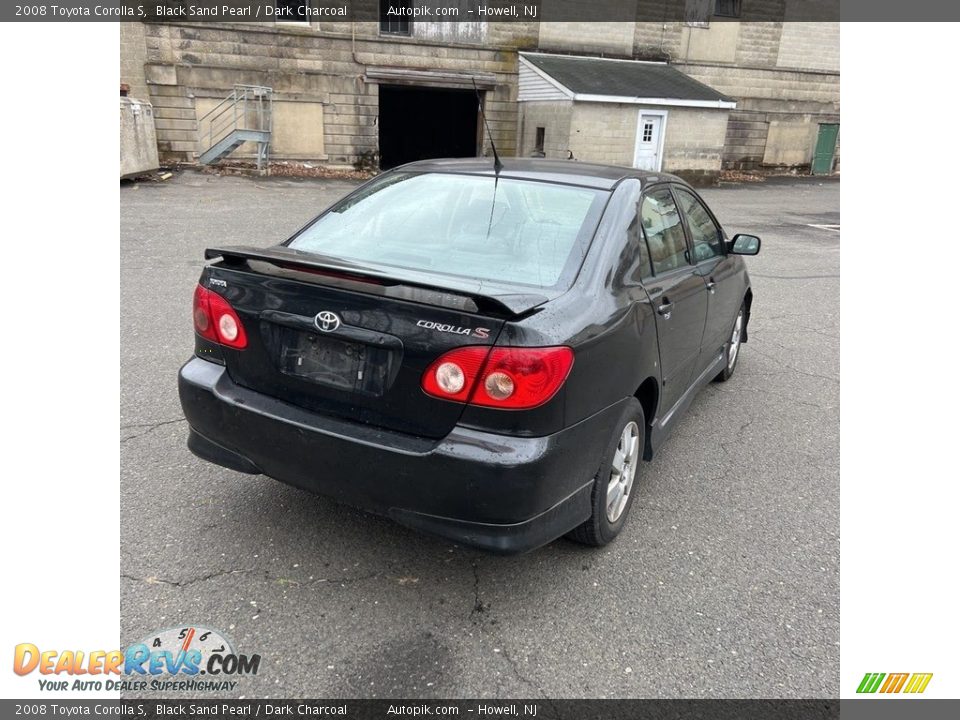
289,172 -> 607,290
641,188 -> 689,274
674,187 -> 724,263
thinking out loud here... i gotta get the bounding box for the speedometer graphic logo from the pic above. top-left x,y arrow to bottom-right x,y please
125,623 -> 261,680
137,625 -> 235,664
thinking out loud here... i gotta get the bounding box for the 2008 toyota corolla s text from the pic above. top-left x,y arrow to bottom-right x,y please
178,158 -> 761,553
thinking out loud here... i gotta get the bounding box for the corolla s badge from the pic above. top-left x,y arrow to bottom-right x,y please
315,311 -> 341,332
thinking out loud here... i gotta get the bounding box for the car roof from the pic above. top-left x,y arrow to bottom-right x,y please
394,157 -> 688,191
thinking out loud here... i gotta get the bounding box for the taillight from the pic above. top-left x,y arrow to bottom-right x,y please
193,284 -> 248,349
421,347 -> 490,403
421,346 -> 574,410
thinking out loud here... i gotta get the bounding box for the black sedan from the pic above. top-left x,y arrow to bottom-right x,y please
179,158 -> 760,553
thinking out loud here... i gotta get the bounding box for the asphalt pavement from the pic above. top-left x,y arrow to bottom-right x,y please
120,170 -> 839,698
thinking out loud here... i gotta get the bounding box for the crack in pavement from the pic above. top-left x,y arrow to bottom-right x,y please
707,385 -> 836,412
463,561 -> 558,703
498,646 -> 547,700
123,567 -> 385,590
748,347 -> 839,385
121,568 -> 253,588
470,561 -> 487,622
121,417 -> 186,443
465,563 -> 554,702
305,571 -> 382,586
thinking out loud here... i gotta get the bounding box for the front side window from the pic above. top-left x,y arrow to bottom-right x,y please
674,187 -> 723,263
290,172 -> 607,290
641,188 -> 689,274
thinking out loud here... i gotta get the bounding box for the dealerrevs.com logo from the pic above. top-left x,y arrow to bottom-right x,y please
13,625 -> 261,693
856,672 -> 933,694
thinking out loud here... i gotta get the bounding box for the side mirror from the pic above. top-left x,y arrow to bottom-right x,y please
729,234 -> 761,256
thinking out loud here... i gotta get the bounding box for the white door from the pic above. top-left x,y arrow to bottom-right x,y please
633,113 -> 664,171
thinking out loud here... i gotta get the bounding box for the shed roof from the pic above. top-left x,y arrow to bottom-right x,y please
520,53 -> 736,108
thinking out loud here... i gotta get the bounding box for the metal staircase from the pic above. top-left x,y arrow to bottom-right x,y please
198,85 -> 273,170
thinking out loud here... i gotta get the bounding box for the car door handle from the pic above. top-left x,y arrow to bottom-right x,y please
705,277 -> 717,293
657,301 -> 673,318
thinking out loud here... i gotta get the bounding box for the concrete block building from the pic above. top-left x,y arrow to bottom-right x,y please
119,9 -> 839,184
517,53 -> 736,185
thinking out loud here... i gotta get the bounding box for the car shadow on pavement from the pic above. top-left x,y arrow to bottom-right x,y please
224,469 -> 599,568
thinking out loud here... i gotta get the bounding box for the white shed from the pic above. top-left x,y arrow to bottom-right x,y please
518,52 -> 736,185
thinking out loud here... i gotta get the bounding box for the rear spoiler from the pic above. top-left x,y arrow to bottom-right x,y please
204,245 -> 549,317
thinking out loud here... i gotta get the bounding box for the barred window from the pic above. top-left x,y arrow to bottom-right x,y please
380,1 -> 413,35
714,0 -> 742,18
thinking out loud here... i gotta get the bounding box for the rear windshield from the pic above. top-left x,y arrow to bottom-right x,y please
288,172 -> 608,290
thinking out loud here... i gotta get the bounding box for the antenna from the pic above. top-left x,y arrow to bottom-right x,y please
472,79 -> 503,174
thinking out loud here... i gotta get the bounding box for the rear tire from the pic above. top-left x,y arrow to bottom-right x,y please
567,399 -> 645,547
714,302 -> 746,383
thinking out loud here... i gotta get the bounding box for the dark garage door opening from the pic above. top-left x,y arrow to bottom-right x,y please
378,85 -> 479,170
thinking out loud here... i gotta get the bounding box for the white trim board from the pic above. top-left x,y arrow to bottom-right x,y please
574,94 -> 736,109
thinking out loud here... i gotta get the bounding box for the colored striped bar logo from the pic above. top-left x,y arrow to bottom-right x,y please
857,672 -> 932,694
879,673 -> 909,693
904,673 -> 934,694
856,673 -> 885,693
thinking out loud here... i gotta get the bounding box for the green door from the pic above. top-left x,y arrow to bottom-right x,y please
812,123 -> 839,175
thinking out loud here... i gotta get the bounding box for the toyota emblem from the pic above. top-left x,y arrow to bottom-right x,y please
314,311 -> 341,332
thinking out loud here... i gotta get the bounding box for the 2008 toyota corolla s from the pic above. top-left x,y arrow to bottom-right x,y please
178,158 -> 761,553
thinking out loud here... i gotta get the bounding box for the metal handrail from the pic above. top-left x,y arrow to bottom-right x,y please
198,84 -> 272,123
199,84 -> 273,158
198,90 -> 238,125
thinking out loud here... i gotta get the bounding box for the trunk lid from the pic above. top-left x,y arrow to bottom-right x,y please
202,247 -> 544,439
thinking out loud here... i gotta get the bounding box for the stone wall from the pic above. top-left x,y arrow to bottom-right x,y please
777,22 -> 840,72
139,22 -> 523,166
120,22 -> 150,101
121,18 -> 839,173
629,19 -> 840,170
538,21 -> 634,56
723,112 -> 769,170
676,62 -> 838,169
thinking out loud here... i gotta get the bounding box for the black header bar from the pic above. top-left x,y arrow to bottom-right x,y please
0,699 -> 840,719
3,699 -> 960,720
10,0 -> 958,23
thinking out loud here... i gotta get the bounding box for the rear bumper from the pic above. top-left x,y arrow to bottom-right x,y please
178,357 -> 625,553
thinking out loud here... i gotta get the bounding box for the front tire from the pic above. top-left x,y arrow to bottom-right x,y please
714,302 -> 746,383
567,399 -> 645,547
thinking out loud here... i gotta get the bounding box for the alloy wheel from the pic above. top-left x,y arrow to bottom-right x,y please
606,421 -> 640,523
728,310 -> 744,370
